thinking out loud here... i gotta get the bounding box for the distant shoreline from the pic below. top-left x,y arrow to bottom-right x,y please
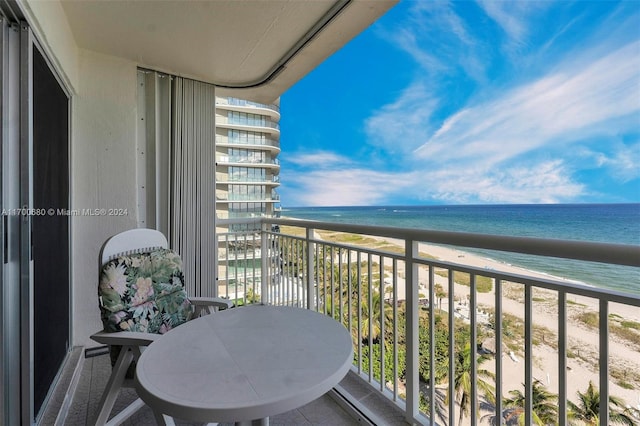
279,203 -> 640,296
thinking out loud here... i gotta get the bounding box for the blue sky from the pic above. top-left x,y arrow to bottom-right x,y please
278,0 -> 640,207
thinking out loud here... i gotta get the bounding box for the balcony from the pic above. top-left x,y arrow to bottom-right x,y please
216,156 -> 280,168
216,115 -> 280,134
49,216 -> 640,425
52,346 -> 406,425
211,217 -> 640,425
216,97 -> 281,118
216,194 -> 280,203
215,174 -> 279,186
215,136 -> 281,151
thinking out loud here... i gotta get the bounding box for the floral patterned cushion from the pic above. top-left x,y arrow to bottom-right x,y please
98,248 -> 194,335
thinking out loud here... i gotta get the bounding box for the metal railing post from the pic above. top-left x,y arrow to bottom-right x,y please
599,299 -> 609,426
405,239 -> 419,423
524,285 -> 533,426
306,227 -> 315,310
260,221 -> 268,305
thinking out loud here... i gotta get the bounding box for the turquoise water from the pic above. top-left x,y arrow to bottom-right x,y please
283,204 -> 640,295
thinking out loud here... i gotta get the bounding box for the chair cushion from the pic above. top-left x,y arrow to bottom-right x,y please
98,248 -> 194,334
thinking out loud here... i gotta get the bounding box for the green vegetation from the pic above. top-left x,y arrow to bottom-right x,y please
433,271 -> 493,293
575,311 -> 640,350
621,320 -> 640,330
280,225 -> 306,237
568,381 -> 638,425
576,311 -> 599,328
503,380 -> 558,426
617,380 -> 634,390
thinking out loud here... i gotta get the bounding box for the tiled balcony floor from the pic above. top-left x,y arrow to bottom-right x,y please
53,348 -> 408,426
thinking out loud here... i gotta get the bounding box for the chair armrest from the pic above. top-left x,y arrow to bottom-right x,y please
90,331 -> 161,347
190,296 -> 234,310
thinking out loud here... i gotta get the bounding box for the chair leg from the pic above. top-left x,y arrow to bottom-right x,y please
104,398 -> 145,426
92,347 -> 135,426
149,411 -> 177,426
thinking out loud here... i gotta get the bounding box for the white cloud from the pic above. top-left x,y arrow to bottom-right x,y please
286,151 -> 353,168
415,40 -> 640,167
475,0 -> 551,57
380,1 -> 487,82
283,2 -> 639,206
281,158 -> 583,206
364,81 -> 438,153
581,142 -> 640,183
282,168 -> 415,207
357,37 -> 639,204
420,160 -> 584,204
476,0 -> 528,44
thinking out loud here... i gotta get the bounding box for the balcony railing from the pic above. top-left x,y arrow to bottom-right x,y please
215,174 -> 276,184
212,217 -> 640,426
215,136 -> 280,149
218,115 -> 280,131
216,156 -> 280,166
216,194 -> 280,202
216,97 -> 280,113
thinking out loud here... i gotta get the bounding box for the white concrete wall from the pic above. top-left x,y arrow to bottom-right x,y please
22,0 -> 141,346
71,49 -> 139,346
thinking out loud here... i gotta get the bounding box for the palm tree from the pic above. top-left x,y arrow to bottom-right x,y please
435,283 -> 446,311
359,289 -> 394,343
567,381 -> 637,425
448,342 -> 495,426
503,380 -> 558,426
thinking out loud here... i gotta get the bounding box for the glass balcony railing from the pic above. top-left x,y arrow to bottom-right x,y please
216,157 -> 280,166
211,217 -> 640,425
216,194 -> 280,202
216,137 -> 280,149
219,116 -> 280,130
216,176 -> 276,184
216,97 -> 280,113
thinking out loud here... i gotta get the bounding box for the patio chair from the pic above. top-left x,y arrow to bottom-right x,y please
90,228 -> 232,426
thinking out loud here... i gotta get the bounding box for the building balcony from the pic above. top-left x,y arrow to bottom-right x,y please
48,216 -> 640,425
208,217 -> 640,425
216,156 -> 280,169
216,194 -> 280,203
216,116 -> 280,135
215,136 -> 281,152
216,97 -> 281,119
216,176 -> 280,186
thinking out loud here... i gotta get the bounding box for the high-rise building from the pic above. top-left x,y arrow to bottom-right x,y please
214,96 -> 281,224
214,96 -> 282,302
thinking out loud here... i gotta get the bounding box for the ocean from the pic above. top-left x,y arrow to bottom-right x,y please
282,204 -> 640,296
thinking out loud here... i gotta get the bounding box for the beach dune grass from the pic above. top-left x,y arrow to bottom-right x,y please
450,271 -> 493,293
576,311 -> 640,349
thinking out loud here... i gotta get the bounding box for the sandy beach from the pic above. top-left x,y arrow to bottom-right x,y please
369,235 -> 640,417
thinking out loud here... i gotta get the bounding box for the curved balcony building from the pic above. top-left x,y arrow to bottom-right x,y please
215,96 -> 281,224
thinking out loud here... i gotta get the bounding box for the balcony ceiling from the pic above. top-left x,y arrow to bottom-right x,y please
60,0 -> 397,103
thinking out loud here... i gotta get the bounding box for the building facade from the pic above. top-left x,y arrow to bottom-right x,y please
214,96 -> 281,223
214,97 -> 282,302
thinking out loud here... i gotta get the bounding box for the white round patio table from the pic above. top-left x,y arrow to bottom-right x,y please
135,304 -> 354,425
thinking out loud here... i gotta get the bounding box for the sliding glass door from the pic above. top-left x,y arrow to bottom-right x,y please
1,16 -> 22,426
1,18 -> 70,424
32,43 -> 70,419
